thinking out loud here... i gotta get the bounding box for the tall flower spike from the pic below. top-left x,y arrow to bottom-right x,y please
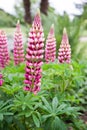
58,28 -> 71,63
24,9 -> 44,94
13,20 -> 24,65
45,24 -> 56,63
0,30 -> 10,68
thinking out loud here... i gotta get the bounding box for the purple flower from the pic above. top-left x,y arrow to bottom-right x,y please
0,74 -> 3,79
58,28 -> 71,63
13,20 -> 24,65
0,79 -> 3,86
45,24 -> 56,63
24,10 -> 44,94
0,30 -> 10,68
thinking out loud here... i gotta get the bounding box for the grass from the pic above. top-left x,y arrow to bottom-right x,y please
78,28 -> 87,59
81,30 -> 87,37
0,25 -> 28,36
80,30 -> 87,37
76,41 -> 87,59
0,9 -> 16,27
0,27 -> 15,35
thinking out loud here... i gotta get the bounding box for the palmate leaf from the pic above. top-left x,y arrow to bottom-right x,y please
63,106 -> 79,115
43,118 -> 53,130
42,114 -> 52,122
56,104 -> 79,116
41,97 -> 52,112
0,113 -> 3,121
2,63 -> 25,74
13,92 -> 40,112
17,111 -> 33,117
36,111 -> 42,123
0,100 -> 13,121
43,116 -> 67,130
52,97 -> 58,112
51,116 -> 67,130
55,103 -> 67,114
0,100 -> 12,111
2,84 -> 22,95
32,114 -> 40,128
40,96 -> 81,130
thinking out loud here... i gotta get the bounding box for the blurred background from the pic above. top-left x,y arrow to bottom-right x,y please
0,0 -> 87,60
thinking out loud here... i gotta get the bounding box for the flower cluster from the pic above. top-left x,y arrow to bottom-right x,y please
0,30 -> 10,68
0,74 -> 3,86
13,20 -> 24,65
45,24 -> 56,63
24,10 -> 44,94
58,28 -> 71,63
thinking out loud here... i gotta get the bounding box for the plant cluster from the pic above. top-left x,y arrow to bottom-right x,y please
0,10 -> 87,130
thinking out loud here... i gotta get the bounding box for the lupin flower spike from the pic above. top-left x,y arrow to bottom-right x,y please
58,28 -> 71,63
13,20 -> 24,65
0,30 -> 10,68
45,24 -> 56,63
24,9 -> 44,94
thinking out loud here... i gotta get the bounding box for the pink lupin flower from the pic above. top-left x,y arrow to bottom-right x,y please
58,28 -> 71,63
0,30 -> 10,68
0,73 -> 3,86
24,10 -> 44,94
0,79 -> 3,86
0,74 -> 3,79
13,20 -> 24,65
45,24 -> 56,63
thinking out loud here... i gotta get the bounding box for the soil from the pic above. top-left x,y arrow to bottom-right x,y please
68,112 -> 87,130
80,112 -> 87,125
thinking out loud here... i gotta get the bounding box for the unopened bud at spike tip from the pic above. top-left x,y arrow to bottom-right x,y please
33,8 -> 42,28
37,8 -> 40,16
63,27 -> 67,34
17,20 -> 20,24
49,24 -> 54,35
51,24 -> 54,29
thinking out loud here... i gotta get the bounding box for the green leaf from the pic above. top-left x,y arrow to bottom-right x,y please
36,111 -> 42,122
5,116 -> 13,123
0,114 -> 3,121
22,105 -> 26,110
32,114 -> 40,128
51,116 -> 67,130
42,114 -> 52,122
3,112 -> 13,116
25,111 -> 32,117
52,97 -> 58,111
41,97 -> 52,112
8,74 -> 13,81
56,103 -> 67,114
